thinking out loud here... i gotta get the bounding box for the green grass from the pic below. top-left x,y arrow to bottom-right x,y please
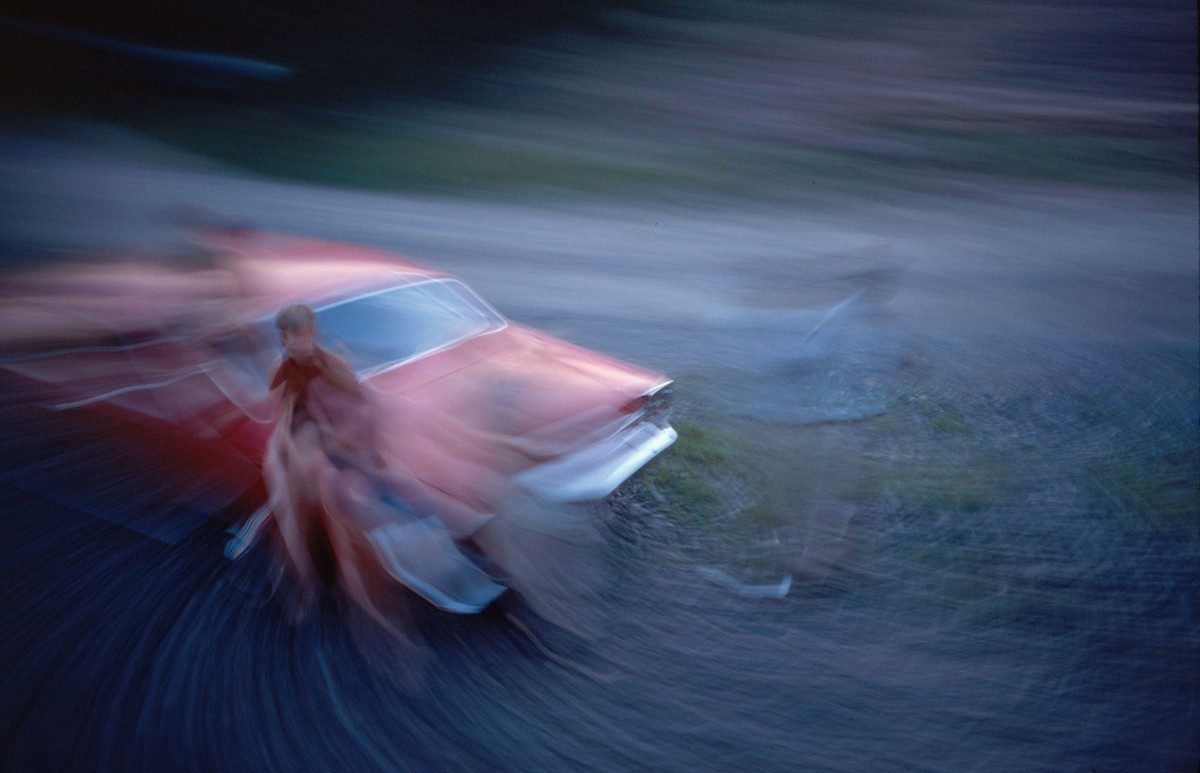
637,421 -> 741,526
1085,450 -> 1200,534
96,97 -> 1196,206
869,451 -> 1013,515
856,391 -> 1012,514
636,392 -> 1016,548
626,379 -> 1197,601
877,125 -> 1197,186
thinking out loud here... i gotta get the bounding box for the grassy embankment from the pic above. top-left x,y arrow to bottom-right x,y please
106,101 -> 1195,206
624,379 -> 1197,592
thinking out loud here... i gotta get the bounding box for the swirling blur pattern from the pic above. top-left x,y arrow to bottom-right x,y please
1,0 -> 1197,770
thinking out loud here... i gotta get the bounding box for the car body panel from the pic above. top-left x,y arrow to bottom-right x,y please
0,230 -> 676,542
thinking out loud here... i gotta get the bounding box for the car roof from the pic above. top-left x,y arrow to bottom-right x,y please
200,229 -> 452,316
2,230 -> 481,352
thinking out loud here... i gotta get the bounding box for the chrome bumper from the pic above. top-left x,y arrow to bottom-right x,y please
513,421 -> 677,502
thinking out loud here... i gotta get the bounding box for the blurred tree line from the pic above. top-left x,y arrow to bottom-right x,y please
0,0 -> 640,109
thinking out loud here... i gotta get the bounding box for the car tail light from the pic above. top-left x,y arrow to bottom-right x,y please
642,383 -> 673,426
620,395 -> 649,414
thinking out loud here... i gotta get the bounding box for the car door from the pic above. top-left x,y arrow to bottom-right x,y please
0,331 -> 263,544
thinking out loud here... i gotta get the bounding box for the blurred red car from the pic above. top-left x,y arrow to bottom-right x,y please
0,229 -> 676,544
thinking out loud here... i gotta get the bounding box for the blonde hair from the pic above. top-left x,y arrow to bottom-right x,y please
275,303 -> 315,332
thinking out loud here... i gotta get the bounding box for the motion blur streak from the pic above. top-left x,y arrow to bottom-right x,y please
1,0 -> 1197,770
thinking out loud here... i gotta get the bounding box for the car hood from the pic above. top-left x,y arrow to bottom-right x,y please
365,325 -> 665,452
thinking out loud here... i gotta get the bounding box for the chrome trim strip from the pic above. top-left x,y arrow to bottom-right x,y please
51,368 -> 208,410
513,422 -> 677,502
315,276 -> 504,323
29,277 -> 508,412
641,378 -> 674,397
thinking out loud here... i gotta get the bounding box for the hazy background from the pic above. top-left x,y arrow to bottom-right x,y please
1,1 -> 1197,770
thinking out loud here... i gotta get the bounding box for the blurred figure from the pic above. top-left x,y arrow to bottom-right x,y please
1,223 -> 617,642
263,303 -> 506,632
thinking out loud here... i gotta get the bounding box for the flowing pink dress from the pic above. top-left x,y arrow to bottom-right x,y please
263,347 -> 505,629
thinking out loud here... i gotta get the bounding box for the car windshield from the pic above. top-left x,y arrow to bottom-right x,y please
206,279 -> 503,415
316,279 -> 504,374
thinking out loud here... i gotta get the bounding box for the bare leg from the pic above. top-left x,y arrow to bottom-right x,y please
317,467 -> 412,644
264,420 -> 334,614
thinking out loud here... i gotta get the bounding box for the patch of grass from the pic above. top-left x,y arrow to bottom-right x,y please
616,385 -> 1055,595
637,420 -> 739,525
738,502 -> 790,532
104,104 -> 710,201
881,452 -> 1012,515
667,423 -> 730,468
855,390 -> 1017,516
97,92 -> 1195,207
655,474 -> 721,512
924,399 -> 976,438
636,392 -> 1018,557
884,125 -> 1196,188
1085,450 -> 1200,534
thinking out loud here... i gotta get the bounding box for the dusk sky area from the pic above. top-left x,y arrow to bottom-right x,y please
0,2 -> 1196,770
